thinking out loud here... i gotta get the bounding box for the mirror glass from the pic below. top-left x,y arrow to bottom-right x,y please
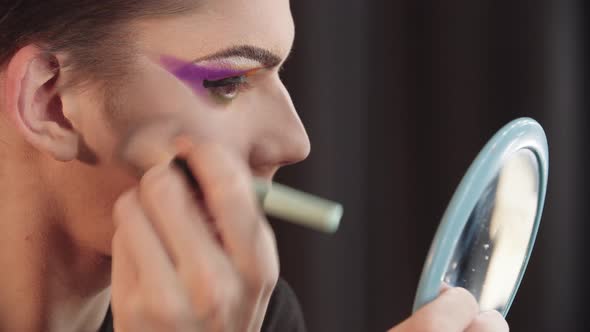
442,149 -> 539,312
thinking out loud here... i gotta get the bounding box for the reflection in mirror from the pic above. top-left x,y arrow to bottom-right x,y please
443,149 -> 539,312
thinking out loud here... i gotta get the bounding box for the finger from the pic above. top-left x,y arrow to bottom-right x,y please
180,141 -> 278,328
440,282 -> 452,293
392,287 -> 479,332
112,188 -> 178,288
137,161 -> 242,323
111,225 -> 139,302
180,142 -> 270,264
113,189 -> 198,331
465,310 -> 509,332
246,273 -> 279,332
137,162 -> 229,272
111,228 -> 144,332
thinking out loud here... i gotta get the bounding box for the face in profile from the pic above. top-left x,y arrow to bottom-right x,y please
1,0 -> 310,254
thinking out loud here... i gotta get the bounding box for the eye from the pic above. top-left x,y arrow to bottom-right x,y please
203,76 -> 248,101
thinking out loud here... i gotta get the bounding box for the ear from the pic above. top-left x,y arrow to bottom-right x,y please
4,45 -> 80,161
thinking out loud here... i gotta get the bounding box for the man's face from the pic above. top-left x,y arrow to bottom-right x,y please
51,0 -> 310,254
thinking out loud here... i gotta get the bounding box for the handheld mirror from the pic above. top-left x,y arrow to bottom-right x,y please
413,118 -> 548,316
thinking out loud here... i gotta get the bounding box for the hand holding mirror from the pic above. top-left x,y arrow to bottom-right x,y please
413,118 -> 549,316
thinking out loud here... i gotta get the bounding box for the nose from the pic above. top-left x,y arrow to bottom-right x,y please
249,80 -> 311,178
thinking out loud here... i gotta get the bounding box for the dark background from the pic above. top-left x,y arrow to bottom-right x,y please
272,0 -> 588,331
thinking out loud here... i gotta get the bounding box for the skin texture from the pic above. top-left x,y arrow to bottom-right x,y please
0,0 -> 509,331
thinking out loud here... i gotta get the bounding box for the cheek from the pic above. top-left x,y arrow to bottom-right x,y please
91,75 -> 205,174
71,90 -> 120,165
70,101 -> 139,202
83,60 -> 256,177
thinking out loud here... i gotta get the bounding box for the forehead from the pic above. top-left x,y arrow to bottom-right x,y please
133,0 -> 294,62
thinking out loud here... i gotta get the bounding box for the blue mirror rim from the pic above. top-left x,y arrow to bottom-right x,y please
412,118 -> 549,316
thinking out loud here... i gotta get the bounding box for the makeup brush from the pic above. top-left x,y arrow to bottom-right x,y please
172,157 -> 343,234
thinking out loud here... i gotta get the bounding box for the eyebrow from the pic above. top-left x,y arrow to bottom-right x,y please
193,45 -> 284,68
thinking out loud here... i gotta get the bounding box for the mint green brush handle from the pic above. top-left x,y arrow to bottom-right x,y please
255,181 -> 343,233
173,158 -> 343,233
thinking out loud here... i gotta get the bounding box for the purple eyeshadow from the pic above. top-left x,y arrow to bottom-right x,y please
159,55 -> 250,92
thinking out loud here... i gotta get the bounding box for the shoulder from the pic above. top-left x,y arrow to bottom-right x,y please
262,277 -> 307,332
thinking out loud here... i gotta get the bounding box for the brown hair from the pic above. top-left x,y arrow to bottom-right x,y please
0,0 -> 197,88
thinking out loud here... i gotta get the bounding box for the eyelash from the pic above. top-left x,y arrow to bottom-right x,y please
203,75 -> 250,101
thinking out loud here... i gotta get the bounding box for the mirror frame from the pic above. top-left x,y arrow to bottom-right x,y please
412,118 -> 549,316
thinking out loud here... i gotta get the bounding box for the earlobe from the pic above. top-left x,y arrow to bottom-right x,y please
4,45 -> 80,162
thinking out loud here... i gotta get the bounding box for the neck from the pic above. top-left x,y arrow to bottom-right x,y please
0,164 -> 112,332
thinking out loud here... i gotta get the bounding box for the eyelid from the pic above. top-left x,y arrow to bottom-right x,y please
203,67 -> 263,83
192,56 -> 266,73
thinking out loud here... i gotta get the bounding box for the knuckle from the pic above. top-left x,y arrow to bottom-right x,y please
203,292 -> 224,319
191,282 -> 227,322
182,268 -> 245,328
242,269 -> 266,295
145,292 -> 188,329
